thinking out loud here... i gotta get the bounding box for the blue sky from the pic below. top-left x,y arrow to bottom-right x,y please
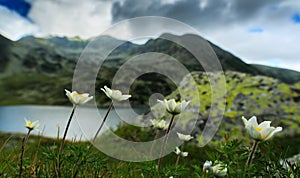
0,0 -> 299,72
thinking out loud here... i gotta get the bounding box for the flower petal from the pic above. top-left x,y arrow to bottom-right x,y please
248,116 -> 258,127
120,95 -> 131,101
104,86 -> 112,95
241,116 -> 248,126
174,147 -> 180,155
181,152 -> 188,157
263,127 -> 283,141
258,121 -> 271,129
248,126 -> 262,140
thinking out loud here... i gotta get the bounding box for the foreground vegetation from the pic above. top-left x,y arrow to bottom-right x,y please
0,83 -> 299,177
0,123 -> 299,177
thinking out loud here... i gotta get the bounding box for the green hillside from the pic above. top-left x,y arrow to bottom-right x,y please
154,71 -> 300,139
0,34 -> 299,107
252,64 -> 300,84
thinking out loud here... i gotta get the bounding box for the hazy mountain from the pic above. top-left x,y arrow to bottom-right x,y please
0,34 -> 299,106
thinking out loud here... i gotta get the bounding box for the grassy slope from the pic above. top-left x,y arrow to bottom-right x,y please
252,64 -> 300,84
157,71 -> 300,140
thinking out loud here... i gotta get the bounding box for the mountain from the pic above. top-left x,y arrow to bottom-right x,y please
251,64 -> 300,84
0,35 -> 12,72
0,34 -> 299,106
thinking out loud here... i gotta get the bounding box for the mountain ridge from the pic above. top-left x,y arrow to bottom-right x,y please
1,33 -> 298,83
0,33 -> 299,106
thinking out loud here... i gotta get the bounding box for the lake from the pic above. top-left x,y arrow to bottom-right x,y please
0,105 -> 146,141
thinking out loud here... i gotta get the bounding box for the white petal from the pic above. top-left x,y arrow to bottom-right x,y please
203,160 -> 212,169
65,89 -> 71,95
79,96 -> 93,104
101,88 -> 111,99
24,118 -> 29,123
104,86 -> 112,95
167,99 -> 177,112
260,127 -> 275,140
120,95 -> 131,101
174,147 -> 180,155
81,93 -> 90,98
263,127 -> 283,141
248,126 -> 262,140
181,152 -> 188,157
241,116 -> 248,126
258,121 -> 271,129
248,116 -> 258,127
32,120 -> 40,129
110,90 -> 121,100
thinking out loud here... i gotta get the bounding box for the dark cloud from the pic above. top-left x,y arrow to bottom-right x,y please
111,0 -> 283,29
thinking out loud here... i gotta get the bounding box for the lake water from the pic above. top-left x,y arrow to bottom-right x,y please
0,105 -> 146,141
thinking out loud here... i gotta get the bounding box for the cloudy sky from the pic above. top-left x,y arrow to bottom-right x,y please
0,0 -> 300,71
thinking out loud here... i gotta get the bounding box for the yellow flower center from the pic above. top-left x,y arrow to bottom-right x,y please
72,93 -> 84,100
253,126 -> 262,132
176,101 -> 181,104
27,122 -> 32,128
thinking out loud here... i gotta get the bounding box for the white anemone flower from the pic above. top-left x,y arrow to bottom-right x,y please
203,160 -> 212,172
174,147 -> 188,157
242,116 -> 283,142
211,161 -> 228,177
65,89 -> 93,105
150,119 -> 168,130
157,99 -> 190,115
101,86 -> 131,102
177,132 -> 193,141
24,118 -> 39,131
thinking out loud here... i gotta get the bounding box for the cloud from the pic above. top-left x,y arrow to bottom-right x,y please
0,6 -> 38,40
111,0 -> 283,29
203,22 -> 300,72
28,0 -> 113,38
111,0 -> 300,72
0,0 -> 299,71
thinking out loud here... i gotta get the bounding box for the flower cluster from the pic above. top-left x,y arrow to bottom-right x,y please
17,84 -> 286,177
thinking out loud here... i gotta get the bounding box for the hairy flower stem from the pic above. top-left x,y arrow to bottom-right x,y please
19,129 -> 31,178
175,154 -> 181,166
56,105 -> 77,176
150,130 -> 160,159
203,168 -> 207,178
157,114 -> 176,171
92,102 -> 113,142
246,141 -> 259,167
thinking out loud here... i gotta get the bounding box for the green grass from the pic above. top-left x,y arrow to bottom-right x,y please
0,123 -> 299,177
